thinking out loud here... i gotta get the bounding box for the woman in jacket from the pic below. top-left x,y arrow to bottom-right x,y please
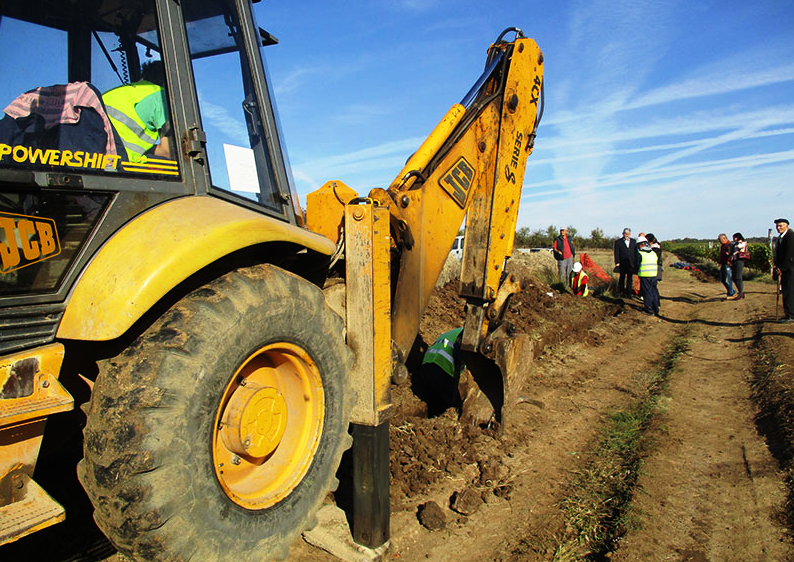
717,233 -> 736,298
645,233 -> 663,281
729,232 -> 748,300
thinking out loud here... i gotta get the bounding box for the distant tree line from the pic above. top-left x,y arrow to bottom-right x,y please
667,239 -> 773,273
513,225 -> 616,250
508,226 -> 774,273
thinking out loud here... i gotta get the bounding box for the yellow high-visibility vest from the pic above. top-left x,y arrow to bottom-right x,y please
638,249 -> 659,277
570,270 -> 589,296
103,81 -> 163,162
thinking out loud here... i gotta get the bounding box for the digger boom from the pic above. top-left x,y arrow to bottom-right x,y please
306,27 -> 544,549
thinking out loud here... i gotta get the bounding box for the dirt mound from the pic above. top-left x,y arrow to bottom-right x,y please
421,274 -> 616,359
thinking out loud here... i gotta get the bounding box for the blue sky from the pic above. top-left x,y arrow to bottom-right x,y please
255,0 -> 793,241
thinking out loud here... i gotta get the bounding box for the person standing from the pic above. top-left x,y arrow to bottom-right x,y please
570,262 -> 589,296
553,228 -> 575,287
646,233 -> 663,312
613,228 -> 637,297
645,233 -> 663,280
636,236 -> 660,315
728,232 -> 749,300
774,218 -> 794,322
717,233 -> 736,298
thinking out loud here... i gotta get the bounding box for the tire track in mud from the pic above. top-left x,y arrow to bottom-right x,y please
611,282 -> 792,562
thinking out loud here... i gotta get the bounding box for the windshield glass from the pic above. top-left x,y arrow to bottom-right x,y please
182,0 -> 284,212
0,0 -> 179,178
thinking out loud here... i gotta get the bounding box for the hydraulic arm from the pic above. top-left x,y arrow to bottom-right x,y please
373,28 -> 544,366
308,28 -> 544,429
305,27 -> 543,551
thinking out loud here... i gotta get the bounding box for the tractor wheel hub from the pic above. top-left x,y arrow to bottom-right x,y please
221,384 -> 288,458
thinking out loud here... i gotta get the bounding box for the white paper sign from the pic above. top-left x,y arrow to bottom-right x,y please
223,143 -> 259,193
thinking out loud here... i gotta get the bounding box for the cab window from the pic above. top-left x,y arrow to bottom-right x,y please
0,0 -> 179,179
182,0 -> 286,214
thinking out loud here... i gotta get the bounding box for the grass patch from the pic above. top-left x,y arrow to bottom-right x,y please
551,333 -> 690,561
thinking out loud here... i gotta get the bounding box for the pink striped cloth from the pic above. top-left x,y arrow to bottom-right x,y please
4,82 -> 118,156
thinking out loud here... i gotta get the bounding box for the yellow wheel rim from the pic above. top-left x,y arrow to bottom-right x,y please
213,342 -> 324,509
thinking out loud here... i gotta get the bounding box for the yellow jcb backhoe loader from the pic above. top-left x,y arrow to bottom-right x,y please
0,1 -> 543,560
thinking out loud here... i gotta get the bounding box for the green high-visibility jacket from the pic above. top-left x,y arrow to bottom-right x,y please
422,328 -> 463,377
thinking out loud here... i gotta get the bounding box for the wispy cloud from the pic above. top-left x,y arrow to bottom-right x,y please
197,94 -> 249,146
273,66 -> 316,97
392,0 -> 438,12
532,128 -> 794,165
625,63 -> 794,111
516,160 -> 794,239
330,103 -> 391,125
542,104 -> 794,147
292,137 -> 424,193
522,150 -> 794,197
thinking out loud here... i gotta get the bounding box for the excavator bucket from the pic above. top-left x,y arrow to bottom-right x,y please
458,327 -> 534,433
455,270 -> 537,433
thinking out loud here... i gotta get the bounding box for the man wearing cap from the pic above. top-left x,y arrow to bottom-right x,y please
614,228 -> 637,298
570,262 -> 589,296
774,218 -> 794,322
636,236 -> 660,316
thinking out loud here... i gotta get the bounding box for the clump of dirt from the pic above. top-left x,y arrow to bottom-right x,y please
389,407 -> 507,510
389,266 -> 622,510
417,501 -> 447,530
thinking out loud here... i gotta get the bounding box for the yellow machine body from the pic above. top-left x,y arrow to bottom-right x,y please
0,197 -> 336,546
58,196 -> 336,341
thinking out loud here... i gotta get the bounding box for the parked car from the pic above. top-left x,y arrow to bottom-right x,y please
451,235 -> 464,259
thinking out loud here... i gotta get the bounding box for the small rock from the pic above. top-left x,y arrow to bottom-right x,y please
450,487 -> 483,515
417,501 -> 446,530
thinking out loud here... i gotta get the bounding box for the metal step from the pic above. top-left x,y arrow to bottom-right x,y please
0,475 -> 65,545
0,373 -> 73,427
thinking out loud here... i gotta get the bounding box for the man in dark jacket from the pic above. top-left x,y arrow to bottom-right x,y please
553,228 -> 575,286
774,218 -> 794,322
613,228 -> 637,297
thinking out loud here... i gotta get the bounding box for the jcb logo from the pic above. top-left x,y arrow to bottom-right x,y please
440,157 -> 474,209
0,212 -> 61,274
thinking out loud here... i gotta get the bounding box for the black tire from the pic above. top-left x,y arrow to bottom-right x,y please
78,264 -> 354,562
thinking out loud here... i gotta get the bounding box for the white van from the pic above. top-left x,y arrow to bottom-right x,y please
450,235 -> 464,260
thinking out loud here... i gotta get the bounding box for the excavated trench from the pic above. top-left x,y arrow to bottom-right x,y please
386,253 -> 622,507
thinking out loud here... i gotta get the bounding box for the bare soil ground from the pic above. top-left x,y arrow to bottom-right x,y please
4,250 -> 794,562
291,249 -> 794,562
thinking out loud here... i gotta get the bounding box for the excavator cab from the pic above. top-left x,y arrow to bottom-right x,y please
0,0 -> 299,205
0,0 -> 342,552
